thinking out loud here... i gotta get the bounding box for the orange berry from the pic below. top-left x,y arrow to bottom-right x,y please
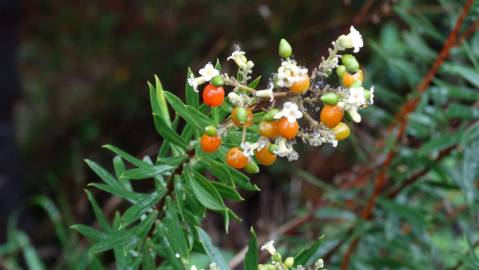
255,145 -> 277,166
231,107 -> 253,127
226,147 -> 249,169
258,121 -> 278,138
200,134 -> 221,153
320,105 -> 344,128
289,74 -> 310,94
342,70 -> 363,88
202,84 -> 224,107
332,122 -> 350,141
276,117 -> 299,140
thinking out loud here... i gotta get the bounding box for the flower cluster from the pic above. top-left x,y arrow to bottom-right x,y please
259,241 -> 327,270
190,26 -> 374,173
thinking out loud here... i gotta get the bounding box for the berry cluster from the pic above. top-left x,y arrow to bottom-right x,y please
190,26 -> 374,173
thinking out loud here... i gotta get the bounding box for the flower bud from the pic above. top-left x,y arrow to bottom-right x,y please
204,125 -> 217,136
244,160 -> 259,174
284,257 -> 295,268
263,108 -> 280,121
336,65 -> 346,79
211,75 -> 224,86
278,39 -> 292,58
341,54 -> 359,73
320,92 -> 339,105
235,107 -> 248,124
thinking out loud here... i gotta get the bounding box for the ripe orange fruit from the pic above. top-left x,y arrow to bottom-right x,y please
320,105 -> 344,128
255,145 -> 277,166
289,74 -> 310,94
258,121 -> 278,138
276,117 -> 299,140
202,84 -> 225,107
332,122 -> 350,140
342,70 -> 363,88
232,107 -> 253,127
200,134 -> 221,153
226,147 -> 249,169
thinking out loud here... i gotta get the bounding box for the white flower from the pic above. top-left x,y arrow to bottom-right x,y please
240,142 -> 256,157
369,86 -> 375,104
261,240 -> 277,255
228,92 -> 242,106
347,87 -> 366,106
274,102 -> 302,123
187,75 -> 206,93
198,63 -> 219,81
191,266 -> 198,270
228,50 -> 254,71
348,26 -> 364,53
336,26 -> 363,53
347,108 -> 361,123
255,84 -> 274,102
315,258 -> 324,269
274,138 -> 299,161
276,59 -> 308,88
175,253 -> 180,258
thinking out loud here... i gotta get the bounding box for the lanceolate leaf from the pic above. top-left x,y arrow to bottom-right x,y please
196,227 -> 230,270
121,190 -> 166,228
85,189 -> 111,232
120,164 -> 174,180
244,228 -> 258,270
294,235 -> 325,267
103,144 -> 149,168
152,113 -> 189,149
185,168 -> 226,211
71,224 -> 106,242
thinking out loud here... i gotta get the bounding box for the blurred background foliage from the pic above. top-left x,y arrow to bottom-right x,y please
1,0 -> 479,269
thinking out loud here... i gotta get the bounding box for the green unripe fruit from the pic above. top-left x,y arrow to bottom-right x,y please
350,80 -> 362,88
342,54 -> 359,73
268,144 -> 279,154
204,125 -> 217,136
244,160 -> 259,174
263,108 -> 280,121
211,75 -> 224,86
284,257 -> 295,268
235,107 -> 248,124
336,65 -> 346,78
279,39 -> 292,58
320,92 -> 339,105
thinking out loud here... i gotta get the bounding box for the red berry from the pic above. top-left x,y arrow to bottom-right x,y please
226,147 -> 248,169
202,84 -> 224,107
200,133 -> 221,153
276,117 -> 299,140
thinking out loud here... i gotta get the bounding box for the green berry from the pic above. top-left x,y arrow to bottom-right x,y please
278,39 -> 292,58
211,75 -> 224,86
342,54 -> 359,73
268,144 -> 279,154
284,257 -> 295,268
263,108 -> 280,121
235,107 -> 248,124
336,65 -> 346,78
204,125 -> 217,136
320,92 -> 339,105
244,160 -> 259,174
364,89 -> 371,101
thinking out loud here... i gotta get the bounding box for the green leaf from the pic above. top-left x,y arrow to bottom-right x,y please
121,190 -> 166,228
102,144 -> 148,168
120,164 -> 174,180
88,183 -> 145,203
186,105 -> 216,127
294,235 -> 325,267
152,113 -> 189,149
244,228 -> 258,270
186,168 -> 226,211
196,227 -> 230,270
155,75 -> 172,126
441,63 -> 479,88
161,198 -> 190,258
113,156 -> 133,191
199,158 -> 234,186
85,189 -> 111,232
85,159 -> 121,188
227,167 -> 260,191
18,231 -> 46,270
71,224 -> 106,241
89,230 -> 138,256
210,181 -> 244,201
248,76 -> 262,89
378,198 -> 429,228
164,91 -> 204,131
